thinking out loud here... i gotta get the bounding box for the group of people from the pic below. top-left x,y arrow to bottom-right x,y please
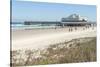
54,24 -> 96,32
68,25 -> 95,32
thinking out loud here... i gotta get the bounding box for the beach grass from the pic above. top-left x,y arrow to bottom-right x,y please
11,37 -> 96,66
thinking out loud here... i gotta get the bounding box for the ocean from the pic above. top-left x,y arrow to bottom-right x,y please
11,22 -> 57,30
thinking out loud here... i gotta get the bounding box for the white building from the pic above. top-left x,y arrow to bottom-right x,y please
61,14 -> 87,22
60,14 -> 93,26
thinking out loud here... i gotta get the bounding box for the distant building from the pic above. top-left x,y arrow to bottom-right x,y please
61,14 -> 87,22
61,14 -> 92,26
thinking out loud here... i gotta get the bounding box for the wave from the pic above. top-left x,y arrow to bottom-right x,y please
11,23 -> 57,30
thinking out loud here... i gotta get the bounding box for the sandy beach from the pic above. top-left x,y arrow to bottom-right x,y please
12,26 -> 96,50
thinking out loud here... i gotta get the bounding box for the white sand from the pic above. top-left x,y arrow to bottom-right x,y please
12,27 -> 96,50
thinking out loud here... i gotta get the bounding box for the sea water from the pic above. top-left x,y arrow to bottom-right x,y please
11,22 -> 57,30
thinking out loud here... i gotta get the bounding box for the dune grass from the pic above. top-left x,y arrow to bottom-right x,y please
11,37 -> 96,66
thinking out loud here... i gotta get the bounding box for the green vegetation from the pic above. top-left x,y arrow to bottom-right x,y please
11,37 -> 96,66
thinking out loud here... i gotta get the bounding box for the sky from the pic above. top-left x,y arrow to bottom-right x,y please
12,0 -> 96,22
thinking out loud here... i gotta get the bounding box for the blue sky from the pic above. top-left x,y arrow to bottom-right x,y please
12,0 -> 96,22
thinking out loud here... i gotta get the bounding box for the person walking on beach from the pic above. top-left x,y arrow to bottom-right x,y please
69,28 -> 70,32
70,27 -> 73,32
69,27 -> 71,32
87,25 -> 89,28
85,25 -> 87,29
75,27 -> 77,30
55,26 -> 57,29
83,26 -> 85,30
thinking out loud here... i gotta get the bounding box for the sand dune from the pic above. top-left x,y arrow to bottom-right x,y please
12,27 -> 96,50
